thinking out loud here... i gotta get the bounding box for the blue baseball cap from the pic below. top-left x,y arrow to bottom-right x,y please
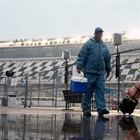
95,27 -> 104,33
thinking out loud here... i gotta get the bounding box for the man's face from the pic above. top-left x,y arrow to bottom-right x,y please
94,32 -> 103,41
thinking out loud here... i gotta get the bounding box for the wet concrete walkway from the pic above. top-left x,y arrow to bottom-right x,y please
0,106 -> 140,140
1,106 -> 140,116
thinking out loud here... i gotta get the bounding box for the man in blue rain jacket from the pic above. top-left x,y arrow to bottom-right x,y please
76,27 -> 111,117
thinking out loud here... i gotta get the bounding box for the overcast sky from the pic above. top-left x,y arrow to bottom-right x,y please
0,0 -> 140,40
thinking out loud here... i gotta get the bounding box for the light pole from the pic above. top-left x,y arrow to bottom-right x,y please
116,46 -> 121,112
24,73 -> 28,108
6,77 -> 9,106
65,59 -> 68,90
55,70 -> 58,108
4,77 -> 6,98
0,65 -> 3,80
52,70 -> 55,106
62,50 -> 71,90
113,33 -> 122,112
4,71 -> 15,106
38,72 -> 41,106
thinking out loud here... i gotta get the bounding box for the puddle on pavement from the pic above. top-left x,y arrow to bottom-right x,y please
0,113 -> 140,140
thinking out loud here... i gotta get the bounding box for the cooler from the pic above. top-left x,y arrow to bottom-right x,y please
70,74 -> 87,94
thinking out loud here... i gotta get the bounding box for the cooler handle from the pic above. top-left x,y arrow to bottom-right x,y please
79,72 -> 84,83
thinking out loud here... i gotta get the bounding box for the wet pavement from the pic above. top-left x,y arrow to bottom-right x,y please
0,107 -> 140,140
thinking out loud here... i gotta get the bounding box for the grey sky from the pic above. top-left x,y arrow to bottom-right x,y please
0,0 -> 140,40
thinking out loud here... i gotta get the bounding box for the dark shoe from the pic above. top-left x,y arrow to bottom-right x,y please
99,116 -> 109,122
83,112 -> 91,117
99,109 -> 109,116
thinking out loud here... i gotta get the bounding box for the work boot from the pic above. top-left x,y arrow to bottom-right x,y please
83,112 -> 91,117
99,109 -> 109,117
99,116 -> 109,122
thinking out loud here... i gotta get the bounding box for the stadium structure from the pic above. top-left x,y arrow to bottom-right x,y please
0,32 -> 140,104
1,30 -> 140,140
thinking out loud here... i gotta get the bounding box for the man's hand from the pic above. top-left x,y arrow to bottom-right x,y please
106,72 -> 110,79
77,69 -> 83,74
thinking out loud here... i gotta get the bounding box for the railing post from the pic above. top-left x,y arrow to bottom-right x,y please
24,74 -> 28,108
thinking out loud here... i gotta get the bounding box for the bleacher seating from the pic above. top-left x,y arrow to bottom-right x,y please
0,39 -> 139,58
0,53 -> 140,84
0,38 -> 139,85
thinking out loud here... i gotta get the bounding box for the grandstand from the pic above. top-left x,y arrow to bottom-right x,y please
1,34 -> 140,139
0,33 -> 140,61
0,54 -> 140,83
0,35 -> 140,82
0,34 -> 140,100
0,37 -> 140,58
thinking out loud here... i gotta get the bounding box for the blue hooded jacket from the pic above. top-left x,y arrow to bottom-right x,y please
76,38 -> 111,74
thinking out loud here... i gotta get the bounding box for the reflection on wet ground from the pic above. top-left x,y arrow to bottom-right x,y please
0,113 -> 140,140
